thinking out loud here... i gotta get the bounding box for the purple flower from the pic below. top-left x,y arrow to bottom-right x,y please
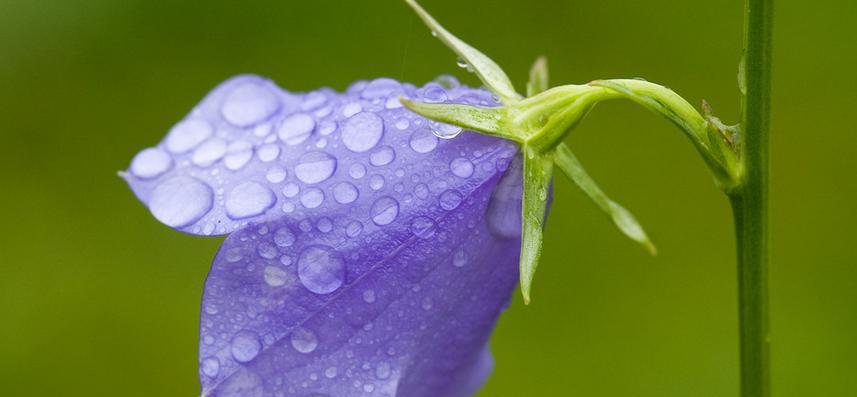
123,74 -> 523,396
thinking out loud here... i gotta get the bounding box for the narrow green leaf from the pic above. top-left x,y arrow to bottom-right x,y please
399,98 -> 523,141
554,143 -> 656,255
404,0 -> 521,103
527,56 -> 549,96
520,147 -> 554,304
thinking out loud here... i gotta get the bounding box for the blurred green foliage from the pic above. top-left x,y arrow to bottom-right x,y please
1,0 -> 855,396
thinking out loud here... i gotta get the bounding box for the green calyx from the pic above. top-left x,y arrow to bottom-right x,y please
402,0 -> 742,303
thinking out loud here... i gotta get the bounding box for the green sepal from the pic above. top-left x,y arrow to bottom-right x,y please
520,146 -> 554,304
554,143 -> 656,255
399,98 -> 523,142
527,57 -> 549,96
404,0 -> 522,103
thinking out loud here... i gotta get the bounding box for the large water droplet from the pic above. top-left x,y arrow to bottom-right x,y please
450,157 -> 474,178
371,197 -> 399,226
290,327 -> 319,353
294,151 -> 337,184
221,82 -> 281,127
430,120 -> 463,140
165,118 -> 213,154
263,265 -> 289,287
408,128 -> 439,153
299,187 -> 325,209
409,216 -> 437,238
369,146 -> 396,166
439,190 -> 463,210
361,78 -> 402,99
422,84 -> 448,103
297,245 -> 345,294
230,330 -> 262,363
278,113 -> 315,145
225,182 -> 276,219
149,176 -> 213,228
332,182 -> 359,204
224,141 -> 253,171
342,112 -> 384,153
130,148 -> 172,179
201,356 -> 220,378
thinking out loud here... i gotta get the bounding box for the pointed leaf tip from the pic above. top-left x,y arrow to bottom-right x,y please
527,56 -> 549,96
519,148 -> 553,304
404,0 -> 521,103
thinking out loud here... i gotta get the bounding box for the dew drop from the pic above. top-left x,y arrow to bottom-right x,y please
362,289 -> 376,304
385,97 -> 403,109
216,370 -> 263,397
224,141 -> 253,171
317,217 -> 333,233
165,118 -> 213,154
439,190 -> 463,210
149,176 -> 213,228
130,148 -> 172,179
226,182 -> 276,219
342,112 -> 384,153
349,163 -> 367,179
192,138 -> 227,167
450,158 -> 474,178
375,362 -> 391,380
408,128 -> 439,153
256,143 -> 280,162
422,84 -> 447,103
257,242 -> 278,259
369,146 -> 396,166
221,82 -> 281,127
201,357 -> 220,378
342,102 -> 363,117
297,245 -> 345,294
274,227 -> 296,247
299,187 -> 325,209
332,182 -> 359,204
265,166 -> 287,183
230,330 -> 262,363
414,183 -> 429,200
345,221 -> 363,237
369,175 -> 385,191
263,265 -> 289,287
278,113 -> 315,145
361,78 -> 402,99
410,216 -> 437,239
453,248 -> 467,267
290,327 -> 319,354
430,120 -> 463,140
370,197 -> 399,226
282,182 -> 300,198
395,119 -> 410,130
294,151 -> 337,184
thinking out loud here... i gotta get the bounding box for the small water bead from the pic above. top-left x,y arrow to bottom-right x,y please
258,242 -> 278,259
263,265 -> 289,287
422,84 -> 448,103
385,96 -> 403,109
345,221 -> 363,237
375,362 -> 392,380
265,166 -> 287,183
278,113 -> 315,145
282,182 -> 300,198
165,118 -> 213,154
363,384 -> 375,393
253,123 -> 272,137
371,197 -> 399,226
294,151 -> 337,184
410,216 -> 437,239
280,255 -> 293,266
256,143 -> 280,162
315,137 -> 328,149
361,78 -> 402,99
230,330 -> 262,363
421,297 -> 433,310
216,370 -> 263,397
299,187 -> 325,209
274,227 -> 296,247
318,121 -> 336,136
149,176 -> 213,228
201,357 -> 220,378
226,182 -> 276,219
301,91 -> 328,111
130,148 -> 172,179
362,289 -> 376,304
348,163 -> 367,179
192,138 -> 227,167
369,175 -> 385,191
342,102 -> 363,117
297,245 -> 345,294
282,202 -> 296,213
369,146 -> 396,166
221,82 -> 281,127
452,248 -> 467,267
224,141 -> 253,171
317,217 -> 333,233
439,189 -> 463,210
433,74 -> 461,89
342,112 -> 384,153
414,183 -> 429,200
395,119 -> 410,130
332,182 -> 359,204
409,128 -> 439,153
450,158 -> 474,178
290,327 -> 319,354
430,120 -> 463,140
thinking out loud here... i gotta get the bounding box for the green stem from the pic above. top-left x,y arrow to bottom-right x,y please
732,0 -> 772,396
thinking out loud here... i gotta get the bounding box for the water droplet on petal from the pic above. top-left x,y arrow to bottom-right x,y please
290,327 -> 319,353
332,182 -> 359,204
361,78 -> 402,99
450,157 -> 474,178
375,362 -> 391,380
345,221 -> 363,237
165,118 -> 213,154
342,112 -> 384,153
362,289 -> 376,303
369,146 -> 396,166
221,82 -> 281,127
410,216 -> 437,239
282,182 -> 300,198
263,265 -> 288,287
225,182 -> 276,219
294,151 -> 337,184
257,242 -> 278,259
299,187 -> 325,209
224,141 -> 253,171
278,113 -> 315,145
230,330 -> 262,363
297,246 -> 345,294
342,102 -> 363,118
201,357 -> 220,378
349,163 -> 367,179
439,190 -> 463,210
256,143 -> 280,162
265,166 -> 287,183
130,148 -> 172,179
430,120 -> 463,140
149,176 -> 213,228
409,128 -> 439,153
217,369 -> 263,397
274,227 -> 296,247
422,84 -> 448,103
371,197 -> 399,226
192,138 -> 227,167
453,248 -> 468,267
369,175 -> 385,191
324,366 -> 338,379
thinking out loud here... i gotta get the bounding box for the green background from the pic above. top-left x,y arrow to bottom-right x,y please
1,0 -> 854,396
